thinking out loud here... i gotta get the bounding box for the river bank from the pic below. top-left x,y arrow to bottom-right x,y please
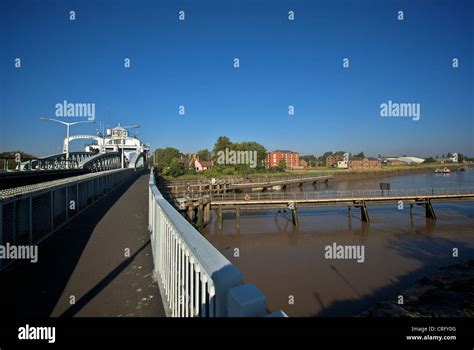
360,260 -> 474,317
330,165 -> 464,183
163,163 -> 467,183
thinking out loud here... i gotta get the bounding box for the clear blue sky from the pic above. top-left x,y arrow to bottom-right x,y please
1,0 -> 473,158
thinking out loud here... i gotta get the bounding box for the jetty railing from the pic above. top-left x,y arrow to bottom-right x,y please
185,187 -> 474,201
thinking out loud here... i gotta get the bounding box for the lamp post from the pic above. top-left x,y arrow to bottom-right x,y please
40,117 -> 95,168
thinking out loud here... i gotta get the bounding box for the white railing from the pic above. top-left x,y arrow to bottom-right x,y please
148,169 -> 280,317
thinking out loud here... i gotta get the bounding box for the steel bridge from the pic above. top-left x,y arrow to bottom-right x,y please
17,151 -> 146,172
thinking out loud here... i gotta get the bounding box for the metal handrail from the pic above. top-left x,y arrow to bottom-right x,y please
149,169 -> 242,317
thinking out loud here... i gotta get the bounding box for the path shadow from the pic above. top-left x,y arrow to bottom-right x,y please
59,240 -> 150,317
7,174 -> 143,319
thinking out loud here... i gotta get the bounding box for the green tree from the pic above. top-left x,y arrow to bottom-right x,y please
355,152 -> 365,158
237,141 -> 267,169
212,136 -> 233,156
301,155 -> 317,167
424,157 -> 436,163
0,150 -> 37,170
167,158 -> 185,177
0,150 -> 36,159
319,151 -> 333,164
458,153 -> 465,163
211,137 -> 267,169
154,147 -> 182,173
196,149 -> 211,161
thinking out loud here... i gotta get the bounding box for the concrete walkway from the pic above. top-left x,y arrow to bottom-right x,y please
13,173 -> 166,318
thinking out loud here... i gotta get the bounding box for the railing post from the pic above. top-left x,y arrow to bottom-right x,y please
185,250 -> 189,317
201,275 -> 208,317
189,258 -> 195,317
192,265 -> 199,316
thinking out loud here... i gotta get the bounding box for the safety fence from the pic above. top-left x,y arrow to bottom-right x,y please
0,168 -> 137,270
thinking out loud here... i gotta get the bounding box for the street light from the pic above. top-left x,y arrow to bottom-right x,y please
40,117 -> 95,168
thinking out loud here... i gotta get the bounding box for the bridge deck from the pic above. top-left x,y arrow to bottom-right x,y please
11,173 -> 166,317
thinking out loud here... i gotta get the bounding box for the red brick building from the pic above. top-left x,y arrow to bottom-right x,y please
326,154 -> 345,167
349,157 -> 381,170
266,150 -> 300,168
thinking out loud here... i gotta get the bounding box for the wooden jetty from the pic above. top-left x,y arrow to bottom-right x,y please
164,174 -> 333,194
178,187 -> 474,229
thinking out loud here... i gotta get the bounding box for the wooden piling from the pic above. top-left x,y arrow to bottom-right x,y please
204,199 -> 211,226
292,207 -> 299,226
186,200 -> 194,221
197,199 -> 204,229
360,202 -> 370,223
218,206 -> 223,230
424,201 -> 437,220
235,206 -> 241,229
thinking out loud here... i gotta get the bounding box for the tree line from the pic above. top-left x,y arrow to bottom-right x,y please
152,136 -> 273,177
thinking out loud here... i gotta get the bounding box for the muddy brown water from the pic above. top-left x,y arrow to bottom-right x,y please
204,170 -> 474,317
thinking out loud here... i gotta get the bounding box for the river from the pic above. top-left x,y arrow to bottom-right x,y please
204,169 -> 474,317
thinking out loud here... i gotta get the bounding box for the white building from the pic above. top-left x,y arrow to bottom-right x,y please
436,153 -> 458,163
384,156 -> 425,165
337,160 -> 348,168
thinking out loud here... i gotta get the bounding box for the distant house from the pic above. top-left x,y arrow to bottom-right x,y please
326,154 -> 344,167
185,154 -> 197,169
265,150 -> 300,168
185,154 -> 213,172
299,159 -> 308,169
195,159 -> 212,172
349,157 -> 381,170
436,153 -> 458,163
337,160 -> 348,169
